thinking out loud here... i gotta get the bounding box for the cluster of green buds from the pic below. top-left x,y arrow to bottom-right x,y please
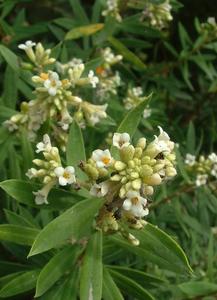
18,40 -> 55,70
102,0 -> 122,22
123,86 -> 152,119
185,153 -> 217,187
95,47 -> 122,102
4,41 -> 108,148
26,134 -> 76,205
199,17 -> 217,40
141,0 -> 173,29
83,128 -> 176,243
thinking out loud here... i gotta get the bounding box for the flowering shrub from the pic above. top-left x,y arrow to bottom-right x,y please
0,0 -> 217,299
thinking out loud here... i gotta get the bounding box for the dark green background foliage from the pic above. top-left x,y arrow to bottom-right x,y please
0,0 -> 217,299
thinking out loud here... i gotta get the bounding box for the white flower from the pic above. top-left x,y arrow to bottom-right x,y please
196,174 -> 208,187
153,126 -> 174,153
123,190 -> 149,218
32,181 -> 54,205
143,108 -> 152,119
211,164 -> 217,178
185,154 -> 196,166
208,153 -> 217,163
90,182 -> 109,197
92,149 -> 113,168
44,72 -> 62,96
54,166 -> 76,186
208,17 -> 216,26
3,120 -> 18,132
26,168 -> 38,179
83,102 -> 107,126
132,87 -> 143,97
88,70 -> 99,88
18,40 -> 36,50
112,132 -> 130,149
36,134 -> 52,153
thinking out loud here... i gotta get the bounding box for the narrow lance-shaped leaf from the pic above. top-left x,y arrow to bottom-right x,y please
0,45 -> 19,72
65,23 -> 104,40
102,267 -> 124,300
111,94 -> 152,156
0,270 -> 40,298
80,230 -> 103,300
109,269 -> 155,300
66,121 -> 86,180
0,179 -> 84,210
111,223 -> 192,275
0,224 -> 39,246
29,198 -> 104,256
35,245 -> 80,297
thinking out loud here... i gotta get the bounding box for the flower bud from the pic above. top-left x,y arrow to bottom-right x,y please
136,138 -> 146,149
143,173 -> 162,185
120,145 -> 135,162
166,167 -> 177,177
114,161 -> 126,171
84,164 -> 99,180
140,165 -> 153,177
132,178 -> 142,190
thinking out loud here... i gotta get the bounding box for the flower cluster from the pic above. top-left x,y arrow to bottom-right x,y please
26,135 -> 76,205
102,0 -> 122,22
141,0 -> 173,29
95,48 -> 122,102
185,153 -> 217,187
4,41 -> 108,149
123,86 -> 151,119
200,17 -> 217,40
83,128 -> 176,241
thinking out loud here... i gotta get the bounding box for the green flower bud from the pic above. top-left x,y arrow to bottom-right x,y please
166,167 -> 177,177
120,145 -> 135,162
130,172 -> 139,180
143,173 -> 162,185
84,164 -> 99,180
140,165 -> 153,177
134,147 -> 143,158
153,163 -> 165,172
114,161 -> 126,171
132,178 -> 142,190
136,137 -> 146,149
111,174 -> 121,181
141,156 -> 151,164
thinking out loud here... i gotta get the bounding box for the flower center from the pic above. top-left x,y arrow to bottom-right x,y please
51,80 -> 57,87
131,197 -> 139,205
63,171 -> 70,179
102,156 -> 110,165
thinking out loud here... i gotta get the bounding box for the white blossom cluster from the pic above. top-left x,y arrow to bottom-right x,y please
185,152 -> 217,186
26,134 -> 76,205
4,41 -> 108,149
102,0 -> 122,22
83,127 -> 176,237
123,86 -> 152,119
141,0 -> 173,29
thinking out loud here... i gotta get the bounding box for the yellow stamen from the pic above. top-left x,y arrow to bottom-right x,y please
131,197 -> 139,205
40,73 -> 49,80
102,156 -> 110,165
63,171 -> 70,179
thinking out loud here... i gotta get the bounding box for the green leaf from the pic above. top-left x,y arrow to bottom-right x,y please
29,198 -> 104,256
65,23 -> 104,40
2,65 -> 18,108
109,269 -> 155,300
35,245 -> 79,297
111,223 -> 192,274
108,266 -> 165,289
103,267 -> 124,300
66,121 -> 86,180
178,281 -> 217,299
69,0 -> 89,24
0,224 -> 39,246
0,44 -> 19,72
0,270 -> 40,298
4,209 -> 36,228
0,179 -> 83,210
186,121 -> 195,154
108,36 -> 146,70
80,231 -> 103,300
111,94 -> 152,156
20,129 -> 34,172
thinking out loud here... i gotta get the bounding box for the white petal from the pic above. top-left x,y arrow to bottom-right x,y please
123,199 -> 132,210
48,87 -> 57,96
59,176 -> 68,186
54,167 -> 64,177
65,166 -> 75,174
